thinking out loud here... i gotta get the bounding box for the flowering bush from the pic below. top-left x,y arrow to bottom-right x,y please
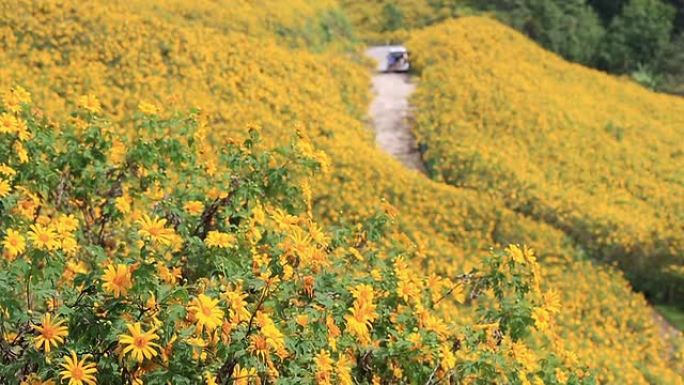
0,94 -> 593,385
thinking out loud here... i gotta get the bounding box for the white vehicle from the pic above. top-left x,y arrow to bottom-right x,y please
385,46 -> 410,73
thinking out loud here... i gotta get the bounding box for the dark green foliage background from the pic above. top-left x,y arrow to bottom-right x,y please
470,0 -> 684,93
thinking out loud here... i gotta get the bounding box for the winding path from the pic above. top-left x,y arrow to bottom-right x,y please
365,46 -> 425,172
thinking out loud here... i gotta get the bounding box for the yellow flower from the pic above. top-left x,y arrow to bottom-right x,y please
520,374 -> 532,385
115,195 -> 131,214
188,294 -> 224,333
156,262 -> 182,285
15,118 -> 30,141
223,287 -> 250,323
206,187 -> 228,201
37,215 -> 51,226
109,139 -> 127,165
137,214 -> 176,246
269,208 -> 299,231
344,284 -> 377,344
118,322 -> 161,362
0,163 -> 16,177
204,372 -> 218,385
0,113 -> 18,134
160,334 -> 177,364
407,332 -> 422,350
15,190 -> 40,219
28,224 -> 60,251
183,200 -> 204,215
440,343 -> 456,371
248,334 -> 270,361
251,204 -> 266,224
138,100 -> 159,115
0,178 -> 12,198
337,354 -> 354,385
102,264 -> 133,298
63,260 -> 89,282
314,349 -> 333,385
256,312 -> 287,359
450,282 -> 466,304
204,230 -> 234,248
2,229 -> 26,259
145,182 -> 166,201
556,368 -> 568,384
348,248 -> 364,261
295,314 -> 309,328
543,289 -> 561,314
308,221 -> 329,247
33,313 -> 68,353
531,307 -> 550,332
507,244 -> 525,264
187,336 -> 208,361
61,236 -> 79,255
396,278 -> 420,304
2,86 -> 31,113
77,94 -> 101,114
232,364 -> 256,385
14,142 -> 28,163
59,351 -> 97,385
509,339 -> 539,372
302,275 -> 315,298
55,214 -> 79,234
19,373 -> 54,385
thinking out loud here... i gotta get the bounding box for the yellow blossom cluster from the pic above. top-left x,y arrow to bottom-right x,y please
3,214 -> 79,260
344,284 -> 378,344
1,89 -> 495,384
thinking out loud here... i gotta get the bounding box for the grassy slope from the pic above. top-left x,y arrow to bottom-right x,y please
0,2 -> 682,383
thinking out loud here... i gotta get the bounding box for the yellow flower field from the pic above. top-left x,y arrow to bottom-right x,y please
0,1 -> 682,384
409,16 -> 684,304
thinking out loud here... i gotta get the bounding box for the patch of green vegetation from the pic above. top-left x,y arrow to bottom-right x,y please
655,305 -> 684,331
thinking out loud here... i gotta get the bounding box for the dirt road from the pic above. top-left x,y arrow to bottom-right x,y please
365,46 -> 425,172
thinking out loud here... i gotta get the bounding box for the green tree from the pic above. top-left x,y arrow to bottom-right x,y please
474,0 -> 605,65
588,0 -> 629,21
658,32 -> 684,93
600,0 -> 676,72
663,0 -> 684,31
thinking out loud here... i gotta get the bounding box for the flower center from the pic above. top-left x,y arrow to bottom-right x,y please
202,306 -> 213,317
42,326 -> 55,339
254,337 -> 267,350
38,233 -> 50,243
134,335 -> 147,349
112,274 -> 126,286
71,366 -> 84,380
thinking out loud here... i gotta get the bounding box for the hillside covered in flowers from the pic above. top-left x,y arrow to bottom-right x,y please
408,17 -> 684,305
0,1 -> 682,384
